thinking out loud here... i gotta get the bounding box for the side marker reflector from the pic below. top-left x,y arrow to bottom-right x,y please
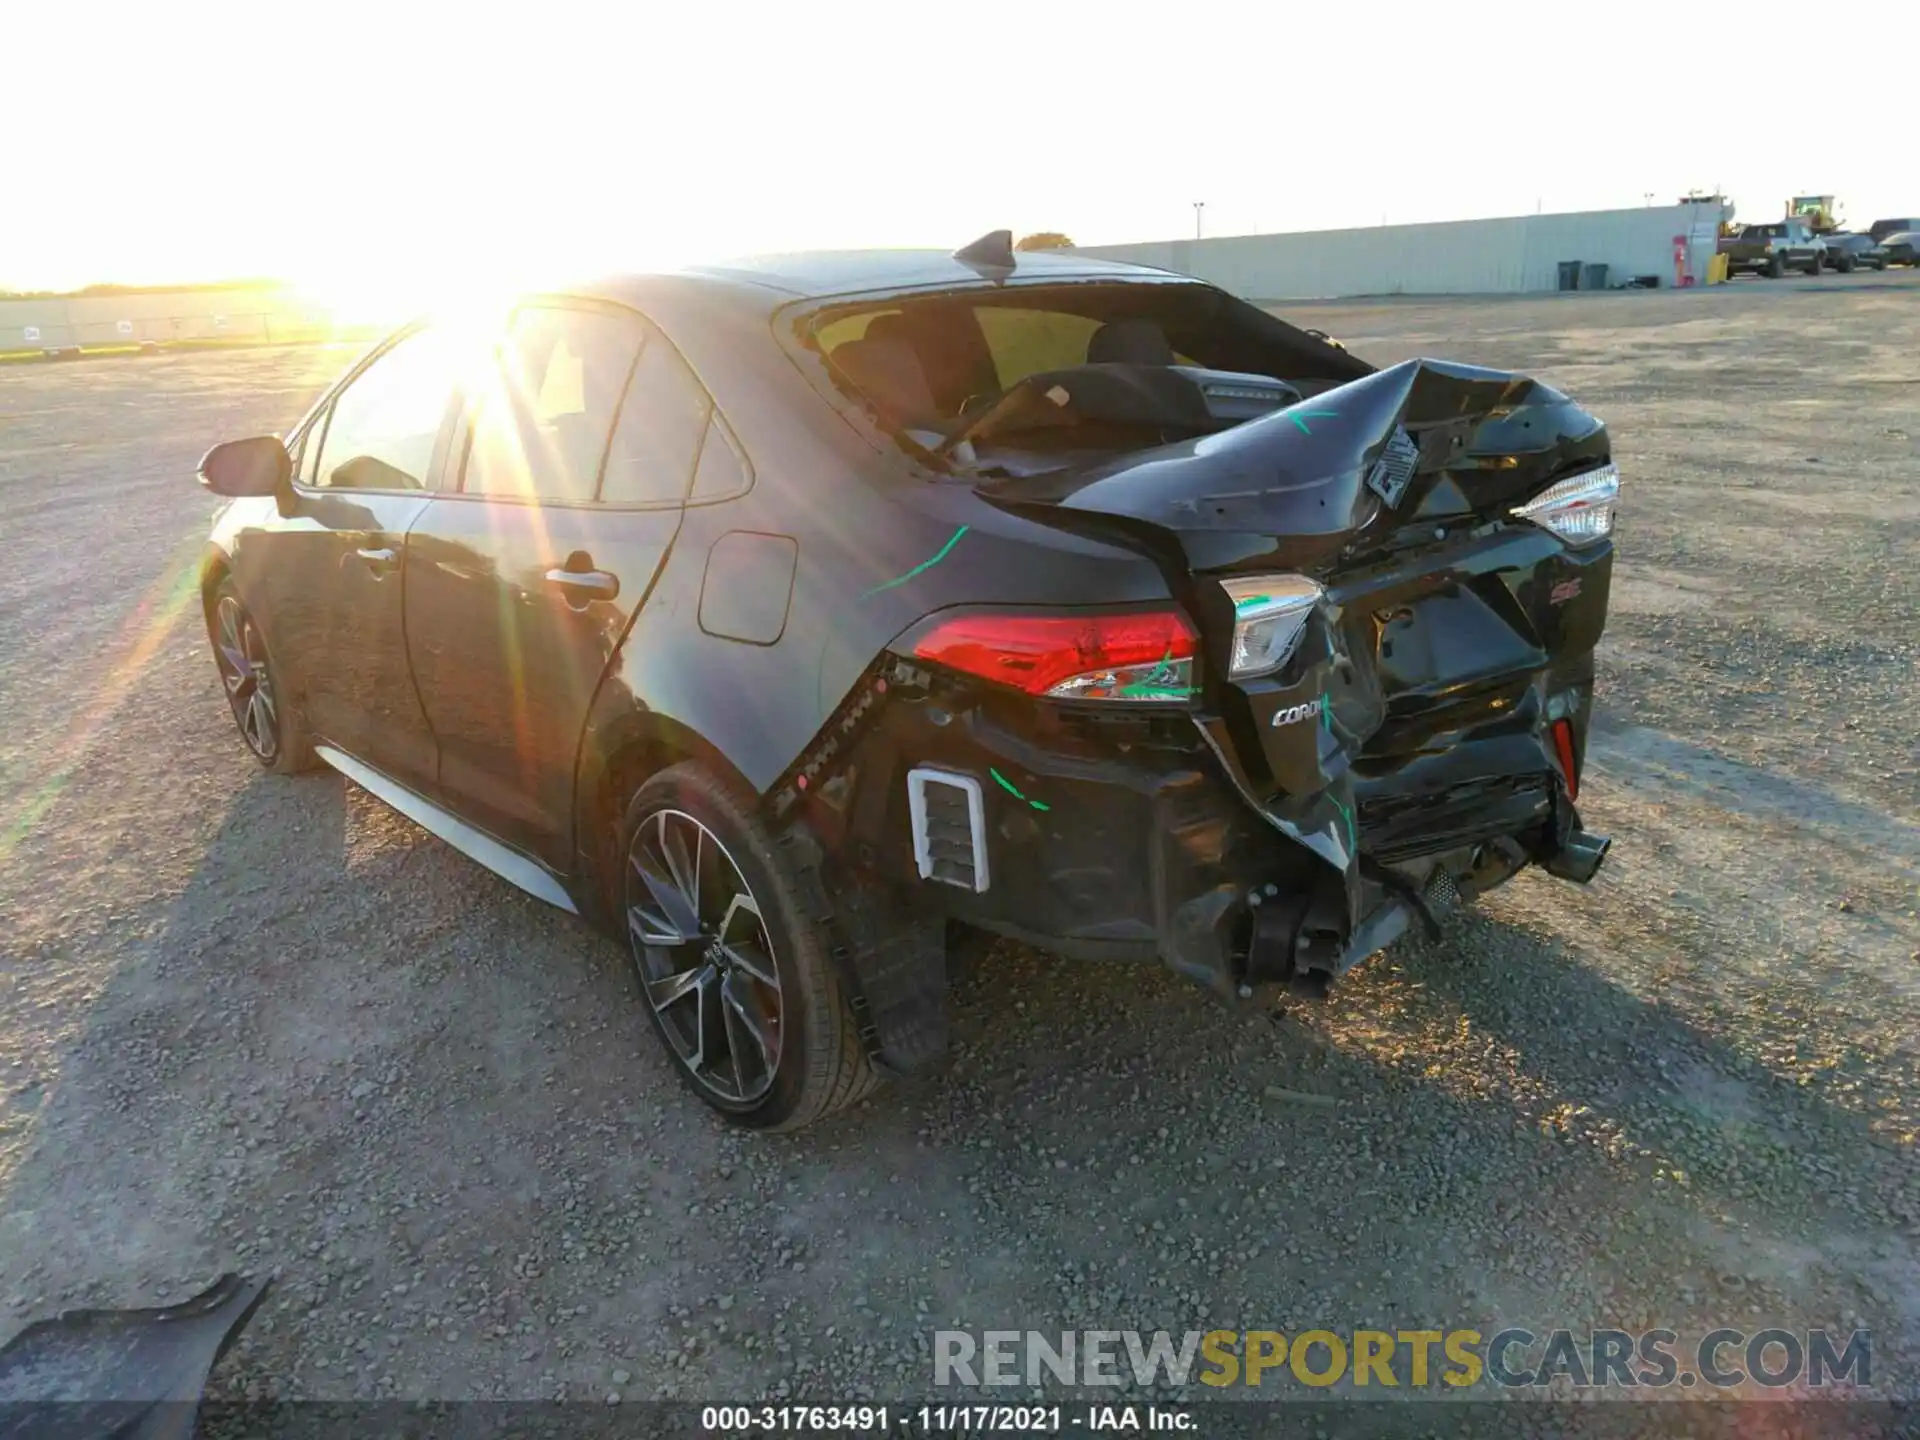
1551,718 -> 1580,801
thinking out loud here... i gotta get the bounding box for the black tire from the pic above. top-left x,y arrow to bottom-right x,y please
205,577 -> 316,774
1836,253 -> 1855,273
1765,252 -> 1786,278
1876,258 -> 1888,271
1807,251 -> 1825,275
617,761 -> 879,1130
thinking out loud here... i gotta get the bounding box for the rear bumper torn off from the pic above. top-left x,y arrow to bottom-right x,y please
793,663 -> 1608,1004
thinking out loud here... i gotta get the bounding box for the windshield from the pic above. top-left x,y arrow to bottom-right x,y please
804,280 -> 1370,473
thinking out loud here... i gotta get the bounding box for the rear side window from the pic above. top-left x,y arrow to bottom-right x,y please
690,414 -> 750,502
598,329 -> 713,506
462,307 -> 645,503
311,327 -> 463,490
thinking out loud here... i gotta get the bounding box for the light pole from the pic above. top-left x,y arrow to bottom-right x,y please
1193,202 -> 1205,240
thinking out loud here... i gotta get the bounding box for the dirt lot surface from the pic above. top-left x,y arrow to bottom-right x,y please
2,276 -> 1917,1425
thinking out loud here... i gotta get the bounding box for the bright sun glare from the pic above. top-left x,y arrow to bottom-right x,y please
6,2 -> 1910,297
282,263 -> 551,333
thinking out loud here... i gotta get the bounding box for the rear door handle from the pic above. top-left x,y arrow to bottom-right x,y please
544,566 -> 620,603
355,546 -> 398,576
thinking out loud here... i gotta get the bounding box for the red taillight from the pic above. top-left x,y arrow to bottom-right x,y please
1551,717 -> 1580,801
909,610 -> 1199,697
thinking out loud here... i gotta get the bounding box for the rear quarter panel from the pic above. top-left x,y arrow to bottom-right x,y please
578,279 -> 1176,802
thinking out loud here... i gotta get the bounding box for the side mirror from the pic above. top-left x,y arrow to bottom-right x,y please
198,436 -> 291,497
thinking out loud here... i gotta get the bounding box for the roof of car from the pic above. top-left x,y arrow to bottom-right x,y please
685,246 -> 1173,296
564,246 -> 1189,313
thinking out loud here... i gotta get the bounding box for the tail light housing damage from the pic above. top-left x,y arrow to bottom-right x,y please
907,609 -> 1199,702
1218,574 -> 1323,679
1512,461 -> 1619,547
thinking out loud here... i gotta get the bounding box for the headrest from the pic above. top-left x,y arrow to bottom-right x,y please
864,312 -> 916,346
832,337 -> 938,427
1087,318 -> 1175,366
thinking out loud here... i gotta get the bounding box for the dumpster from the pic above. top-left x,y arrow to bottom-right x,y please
1582,263 -> 1610,291
1557,261 -> 1581,291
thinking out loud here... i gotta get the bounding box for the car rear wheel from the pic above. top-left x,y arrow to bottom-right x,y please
1808,251 -> 1825,275
207,580 -> 315,774
1836,253 -> 1855,273
1765,253 -> 1785,278
618,762 -> 879,1130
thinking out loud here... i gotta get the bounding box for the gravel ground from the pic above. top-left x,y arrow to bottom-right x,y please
1,278 -> 1916,1425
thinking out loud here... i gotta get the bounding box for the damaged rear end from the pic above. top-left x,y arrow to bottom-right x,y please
782,288 -> 1618,1007
970,357 -> 1618,995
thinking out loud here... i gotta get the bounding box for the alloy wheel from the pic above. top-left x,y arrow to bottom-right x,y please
213,595 -> 279,762
625,808 -> 784,1104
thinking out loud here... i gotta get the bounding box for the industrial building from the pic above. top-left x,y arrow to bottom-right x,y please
6,200 -> 1734,352
1075,201 -> 1730,301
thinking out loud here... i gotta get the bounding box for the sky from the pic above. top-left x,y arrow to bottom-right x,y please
9,0 -> 1911,308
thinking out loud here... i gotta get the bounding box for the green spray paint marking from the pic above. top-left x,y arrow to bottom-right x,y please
1114,643 -> 1194,699
860,525 -> 969,600
989,766 -> 1050,813
1330,793 -> 1358,852
1286,410 -> 1339,436
1320,693 -> 1334,734
1233,594 -> 1272,613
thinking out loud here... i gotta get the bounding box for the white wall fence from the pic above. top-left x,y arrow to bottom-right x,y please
1076,204 -> 1725,300
0,290 -> 363,351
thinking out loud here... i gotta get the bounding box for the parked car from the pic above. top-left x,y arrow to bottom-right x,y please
194,232 -> 1618,1129
1819,233 -> 1890,272
1880,231 -> 1920,267
1866,217 -> 1920,244
1718,220 -> 1827,277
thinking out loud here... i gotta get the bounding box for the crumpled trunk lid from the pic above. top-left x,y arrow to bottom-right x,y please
982,358 -> 1615,978
982,357 -> 1608,572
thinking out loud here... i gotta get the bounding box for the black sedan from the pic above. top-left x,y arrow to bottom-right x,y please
1881,232 -> 1920,267
1819,234 -> 1890,272
196,231 -> 1618,1129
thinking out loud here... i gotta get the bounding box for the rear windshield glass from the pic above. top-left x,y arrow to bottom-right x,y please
804,280 -> 1367,453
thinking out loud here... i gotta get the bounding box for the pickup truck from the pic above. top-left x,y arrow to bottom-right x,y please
1718,220 -> 1827,277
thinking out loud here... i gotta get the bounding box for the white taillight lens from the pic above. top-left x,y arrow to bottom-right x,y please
1512,462 -> 1619,547
1044,654 -> 1197,702
1220,574 -> 1323,679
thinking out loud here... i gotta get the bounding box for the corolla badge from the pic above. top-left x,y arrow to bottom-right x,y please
1270,698 -> 1323,728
